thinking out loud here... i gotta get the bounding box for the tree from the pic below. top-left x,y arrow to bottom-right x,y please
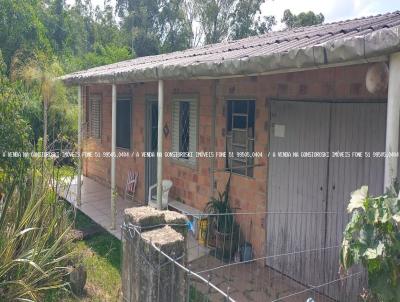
17,55 -> 65,152
158,0 -> 192,53
255,15 -> 277,35
117,0 -> 191,56
0,68 -> 32,174
195,0 -> 235,44
0,0 -> 51,72
281,9 -> 324,29
45,0 -> 67,51
230,0 -> 265,40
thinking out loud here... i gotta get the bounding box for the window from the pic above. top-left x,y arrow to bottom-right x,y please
116,98 -> 131,149
171,97 -> 198,166
226,100 -> 255,177
89,95 -> 101,139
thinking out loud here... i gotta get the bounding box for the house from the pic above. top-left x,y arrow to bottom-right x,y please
61,11 -> 400,301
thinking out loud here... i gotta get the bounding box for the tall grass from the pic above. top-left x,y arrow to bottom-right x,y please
0,160 -> 73,301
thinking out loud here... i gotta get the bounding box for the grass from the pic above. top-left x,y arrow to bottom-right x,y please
46,203 -> 122,302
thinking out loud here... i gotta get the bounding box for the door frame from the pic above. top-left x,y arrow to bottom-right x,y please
144,95 -> 158,202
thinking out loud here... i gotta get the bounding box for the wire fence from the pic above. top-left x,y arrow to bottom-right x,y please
119,209 -> 365,302
178,211 -> 365,302
121,221 -> 236,302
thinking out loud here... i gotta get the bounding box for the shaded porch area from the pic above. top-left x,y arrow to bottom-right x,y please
58,175 -> 209,261
58,176 -> 134,238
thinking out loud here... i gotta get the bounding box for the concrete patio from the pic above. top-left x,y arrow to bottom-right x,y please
58,176 -> 341,301
57,175 -> 209,261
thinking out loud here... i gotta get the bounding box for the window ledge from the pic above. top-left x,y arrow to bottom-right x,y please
169,157 -> 197,170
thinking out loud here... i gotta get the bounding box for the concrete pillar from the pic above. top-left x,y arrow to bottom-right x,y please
122,207 -> 187,302
384,52 -> 400,190
157,80 -> 164,209
77,86 -> 82,207
111,84 -> 117,229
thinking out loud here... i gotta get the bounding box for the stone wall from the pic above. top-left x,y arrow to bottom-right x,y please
122,207 -> 187,302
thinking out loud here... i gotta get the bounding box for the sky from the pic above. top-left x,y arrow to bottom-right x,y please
261,0 -> 400,28
67,0 -> 399,29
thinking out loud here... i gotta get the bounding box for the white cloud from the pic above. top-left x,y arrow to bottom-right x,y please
261,0 -> 399,29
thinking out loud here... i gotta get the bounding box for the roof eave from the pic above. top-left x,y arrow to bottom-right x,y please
60,26 -> 400,86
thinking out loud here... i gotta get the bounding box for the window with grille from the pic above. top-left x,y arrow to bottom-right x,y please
226,100 -> 255,177
89,95 -> 102,139
171,97 -> 198,166
116,98 -> 132,149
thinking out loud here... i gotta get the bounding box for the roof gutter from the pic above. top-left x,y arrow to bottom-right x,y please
60,26 -> 400,86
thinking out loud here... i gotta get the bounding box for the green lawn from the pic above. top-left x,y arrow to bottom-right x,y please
46,203 -> 122,302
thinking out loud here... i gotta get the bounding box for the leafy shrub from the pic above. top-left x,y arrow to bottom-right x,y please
0,76 -> 32,175
0,160 -> 73,301
340,185 -> 400,301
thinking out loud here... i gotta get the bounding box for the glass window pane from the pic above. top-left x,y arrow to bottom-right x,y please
226,100 -> 256,177
233,115 -> 247,129
116,99 -> 131,149
233,100 -> 247,114
227,101 -> 233,131
248,101 -> 255,128
179,101 -> 190,157
232,129 -> 247,145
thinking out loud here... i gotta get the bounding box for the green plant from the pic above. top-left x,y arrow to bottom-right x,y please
340,185 -> 400,301
0,160 -> 73,301
205,174 -> 234,234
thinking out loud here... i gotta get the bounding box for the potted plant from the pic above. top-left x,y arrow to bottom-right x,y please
205,174 -> 238,260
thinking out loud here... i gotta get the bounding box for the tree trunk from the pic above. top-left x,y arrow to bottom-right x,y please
43,100 -> 48,152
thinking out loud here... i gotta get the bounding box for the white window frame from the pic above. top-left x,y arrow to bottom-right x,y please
226,99 -> 256,177
171,96 -> 198,168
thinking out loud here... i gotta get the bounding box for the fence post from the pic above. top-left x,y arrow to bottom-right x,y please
122,206 -> 187,302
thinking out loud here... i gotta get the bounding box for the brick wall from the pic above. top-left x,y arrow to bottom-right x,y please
83,63 -> 387,257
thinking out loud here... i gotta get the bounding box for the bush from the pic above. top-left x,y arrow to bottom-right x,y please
340,185 -> 400,301
0,160 -> 74,301
0,76 -> 32,175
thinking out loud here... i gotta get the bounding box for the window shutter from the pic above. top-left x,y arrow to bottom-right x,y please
171,101 -> 180,153
89,96 -> 101,139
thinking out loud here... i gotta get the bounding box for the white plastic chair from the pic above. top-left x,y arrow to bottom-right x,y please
148,180 -> 172,209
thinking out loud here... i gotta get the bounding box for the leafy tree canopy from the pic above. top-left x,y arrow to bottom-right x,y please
282,9 -> 325,29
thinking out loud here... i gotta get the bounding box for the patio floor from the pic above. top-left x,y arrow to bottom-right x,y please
58,175 -> 209,261
58,176 -> 130,238
58,176 -> 339,302
190,255 -> 336,302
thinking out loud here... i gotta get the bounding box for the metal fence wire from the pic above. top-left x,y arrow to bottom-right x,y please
121,210 -> 364,302
121,221 -> 236,302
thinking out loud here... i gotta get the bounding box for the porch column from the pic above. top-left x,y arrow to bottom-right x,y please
384,52 -> 400,190
77,86 -> 82,207
111,84 -> 117,229
156,80 -> 164,209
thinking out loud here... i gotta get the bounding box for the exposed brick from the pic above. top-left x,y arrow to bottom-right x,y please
83,64 -> 387,258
